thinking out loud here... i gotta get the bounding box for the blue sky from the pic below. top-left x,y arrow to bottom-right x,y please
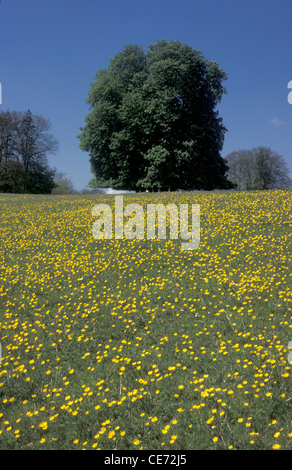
1,0 -> 292,191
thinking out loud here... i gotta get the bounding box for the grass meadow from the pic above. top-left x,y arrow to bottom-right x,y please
1,189 -> 292,450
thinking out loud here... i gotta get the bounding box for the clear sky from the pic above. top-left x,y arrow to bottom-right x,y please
1,0 -> 292,191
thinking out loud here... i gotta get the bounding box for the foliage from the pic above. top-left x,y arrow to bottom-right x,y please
1,190 -> 292,450
87,176 -> 110,189
52,171 -> 76,195
0,109 -> 58,194
0,160 -> 25,193
226,147 -> 292,190
78,40 -> 233,191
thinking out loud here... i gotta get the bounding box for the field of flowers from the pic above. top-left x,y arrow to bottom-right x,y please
1,190 -> 292,450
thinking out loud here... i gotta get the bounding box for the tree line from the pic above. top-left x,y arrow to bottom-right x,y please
0,109 -> 87,195
1,41 -> 291,194
0,109 -> 58,193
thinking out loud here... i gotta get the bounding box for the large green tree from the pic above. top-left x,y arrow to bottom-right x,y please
78,40 -> 233,191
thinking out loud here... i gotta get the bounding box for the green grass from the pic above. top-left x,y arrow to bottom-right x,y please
1,190 -> 292,449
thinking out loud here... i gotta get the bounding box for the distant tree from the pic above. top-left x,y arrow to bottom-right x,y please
52,171 -> 75,194
15,110 -> 58,192
78,40 -> 233,191
225,150 -> 255,190
253,147 -> 291,190
226,147 -> 292,190
0,109 -> 58,193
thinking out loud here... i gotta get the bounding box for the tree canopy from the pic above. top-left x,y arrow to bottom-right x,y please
78,40 -> 233,191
